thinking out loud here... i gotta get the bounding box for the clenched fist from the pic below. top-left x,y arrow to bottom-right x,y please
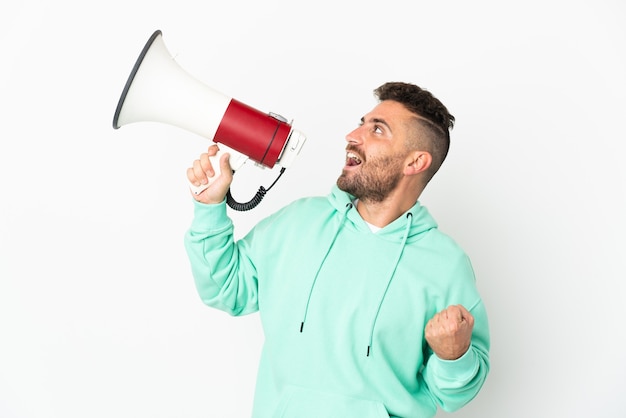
425,304 -> 474,360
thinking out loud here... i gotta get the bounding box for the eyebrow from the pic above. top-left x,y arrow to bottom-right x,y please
360,116 -> 392,132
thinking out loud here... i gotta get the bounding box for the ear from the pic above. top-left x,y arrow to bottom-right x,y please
404,151 -> 432,176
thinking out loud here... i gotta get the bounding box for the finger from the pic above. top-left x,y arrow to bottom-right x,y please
456,308 -> 464,323
199,153 -> 215,177
443,305 -> 464,323
427,312 -> 441,327
192,159 -> 209,185
207,144 -> 220,156
219,152 -> 232,179
456,304 -> 471,317
186,167 -> 202,187
458,305 -> 474,327
454,305 -> 474,325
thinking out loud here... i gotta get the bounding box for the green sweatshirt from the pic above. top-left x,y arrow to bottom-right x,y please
185,184 -> 490,418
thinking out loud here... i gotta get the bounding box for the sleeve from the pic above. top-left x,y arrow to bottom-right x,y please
421,298 -> 491,412
183,199 -> 260,316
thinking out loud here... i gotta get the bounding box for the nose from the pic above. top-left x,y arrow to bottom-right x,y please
345,126 -> 362,145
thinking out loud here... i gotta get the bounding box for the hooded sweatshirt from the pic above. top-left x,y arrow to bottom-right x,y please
184,184 -> 490,418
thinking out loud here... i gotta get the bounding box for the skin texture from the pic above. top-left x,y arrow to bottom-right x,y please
338,100 -> 432,227
187,144 -> 233,205
425,304 -> 474,360
187,99 -> 474,361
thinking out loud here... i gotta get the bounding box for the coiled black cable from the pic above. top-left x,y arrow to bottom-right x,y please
226,167 -> 287,211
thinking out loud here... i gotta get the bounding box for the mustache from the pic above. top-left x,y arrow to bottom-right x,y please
345,144 -> 364,156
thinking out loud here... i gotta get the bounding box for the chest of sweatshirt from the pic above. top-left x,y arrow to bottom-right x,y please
240,200 -> 477,352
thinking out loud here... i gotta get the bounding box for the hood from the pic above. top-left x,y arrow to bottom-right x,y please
327,184 -> 438,241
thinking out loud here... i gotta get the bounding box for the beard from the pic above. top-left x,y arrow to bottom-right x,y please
337,151 -> 405,203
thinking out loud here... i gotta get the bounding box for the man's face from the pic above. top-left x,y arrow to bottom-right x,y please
337,100 -> 414,202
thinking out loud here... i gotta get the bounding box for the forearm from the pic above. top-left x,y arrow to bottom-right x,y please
422,302 -> 490,411
184,199 -> 259,316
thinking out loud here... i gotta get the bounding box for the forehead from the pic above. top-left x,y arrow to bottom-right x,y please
364,100 -> 415,125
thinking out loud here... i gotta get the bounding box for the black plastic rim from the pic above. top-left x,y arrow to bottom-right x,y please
112,30 -> 162,129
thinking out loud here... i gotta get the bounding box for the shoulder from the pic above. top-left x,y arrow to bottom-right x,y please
254,195 -> 334,230
276,195 -> 332,217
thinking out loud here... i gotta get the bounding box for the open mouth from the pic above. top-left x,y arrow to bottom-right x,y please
346,151 -> 362,166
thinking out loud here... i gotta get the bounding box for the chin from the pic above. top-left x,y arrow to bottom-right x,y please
336,176 -> 356,196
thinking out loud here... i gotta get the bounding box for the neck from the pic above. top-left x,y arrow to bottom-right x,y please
355,187 -> 420,228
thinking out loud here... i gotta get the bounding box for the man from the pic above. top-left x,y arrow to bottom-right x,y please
184,82 -> 490,417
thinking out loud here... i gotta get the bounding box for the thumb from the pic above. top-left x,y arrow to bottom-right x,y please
219,152 -> 234,182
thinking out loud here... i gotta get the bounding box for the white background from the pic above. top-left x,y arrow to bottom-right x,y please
1,1 -> 625,417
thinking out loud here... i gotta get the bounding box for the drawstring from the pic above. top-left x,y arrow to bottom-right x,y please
300,202 -> 353,333
299,204 -> 413,358
366,212 -> 413,357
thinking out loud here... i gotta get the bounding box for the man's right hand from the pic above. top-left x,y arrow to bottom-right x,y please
187,144 -> 234,204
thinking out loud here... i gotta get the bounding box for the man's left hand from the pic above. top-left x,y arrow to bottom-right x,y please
425,304 -> 474,360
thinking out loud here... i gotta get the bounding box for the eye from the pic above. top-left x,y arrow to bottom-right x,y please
373,125 -> 383,134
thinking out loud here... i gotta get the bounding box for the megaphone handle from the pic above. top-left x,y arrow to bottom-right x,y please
189,146 -> 248,195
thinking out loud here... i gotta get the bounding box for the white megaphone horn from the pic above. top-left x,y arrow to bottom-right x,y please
112,30 -> 306,210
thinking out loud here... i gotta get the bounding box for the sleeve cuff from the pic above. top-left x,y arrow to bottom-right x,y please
430,345 -> 479,382
189,198 -> 231,232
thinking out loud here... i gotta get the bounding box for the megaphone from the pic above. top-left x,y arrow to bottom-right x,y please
113,30 -> 306,210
